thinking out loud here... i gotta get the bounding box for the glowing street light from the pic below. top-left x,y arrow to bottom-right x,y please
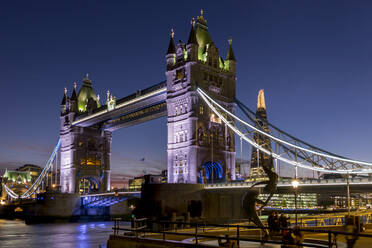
291,179 -> 299,226
291,179 -> 299,189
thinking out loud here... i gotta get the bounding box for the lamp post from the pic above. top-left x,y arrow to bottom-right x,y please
346,173 -> 350,216
291,179 -> 299,226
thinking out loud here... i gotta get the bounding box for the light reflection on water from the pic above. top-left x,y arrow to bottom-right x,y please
0,219 -> 129,248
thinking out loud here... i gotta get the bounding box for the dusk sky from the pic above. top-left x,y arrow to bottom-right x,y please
1,1 -> 372,177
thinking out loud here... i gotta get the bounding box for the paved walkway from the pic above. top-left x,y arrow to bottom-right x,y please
201,240 -> 280,247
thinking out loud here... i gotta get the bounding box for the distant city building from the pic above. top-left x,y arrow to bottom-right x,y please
128,177 -> 144,191
250,90 -> 273,179
16,164 -> 42,182
1,169 -> 32,200
128,173 -> 167,191
17,164 -> 60,190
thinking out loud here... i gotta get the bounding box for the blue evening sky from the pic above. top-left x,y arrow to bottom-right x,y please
1,0 -> 372,177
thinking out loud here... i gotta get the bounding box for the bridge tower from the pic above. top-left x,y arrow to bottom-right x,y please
60,75 -> 111,194
250,89 -> 273,178
166,12 -> 236,184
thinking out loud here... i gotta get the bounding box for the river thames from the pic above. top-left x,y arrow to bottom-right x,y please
0,219 -> 127,248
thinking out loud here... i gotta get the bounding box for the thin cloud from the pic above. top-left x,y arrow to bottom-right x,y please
111,155 -> 166,176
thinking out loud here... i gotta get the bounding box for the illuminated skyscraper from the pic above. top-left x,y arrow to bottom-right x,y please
250,89 -> 273,178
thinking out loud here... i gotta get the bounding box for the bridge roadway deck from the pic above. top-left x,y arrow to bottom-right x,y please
81,191 -> 141,207
81,191 -> 141,198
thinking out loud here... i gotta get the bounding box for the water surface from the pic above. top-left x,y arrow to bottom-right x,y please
0,219 -> 125,248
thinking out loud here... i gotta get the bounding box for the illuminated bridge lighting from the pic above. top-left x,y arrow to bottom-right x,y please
197,88 -> 372,174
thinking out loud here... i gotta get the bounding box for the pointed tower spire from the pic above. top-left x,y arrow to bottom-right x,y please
166,29 -> 176,67
226,38 -> 236,61
82,73 -> 92,87
167,28 -> 176,54
257,89 -> 266,110
187,18 -> 197,45
61,88 -> 67,105
186,17 -> 199,61
70,82 -> 77,101
197,9 -> 207,25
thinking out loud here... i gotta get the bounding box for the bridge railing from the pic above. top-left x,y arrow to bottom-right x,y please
112,219 -> 372,247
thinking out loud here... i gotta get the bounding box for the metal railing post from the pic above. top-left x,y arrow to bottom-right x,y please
195,223 -> 198,244
163,223 -> 165,241
328,231 -> 331,248
237,225 -> 240,248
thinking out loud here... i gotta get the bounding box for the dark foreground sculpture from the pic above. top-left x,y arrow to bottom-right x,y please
241,157 -> 278,228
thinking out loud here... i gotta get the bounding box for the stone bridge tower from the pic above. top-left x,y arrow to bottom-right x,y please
60,75 -> 111,193
166,12 -> 236,184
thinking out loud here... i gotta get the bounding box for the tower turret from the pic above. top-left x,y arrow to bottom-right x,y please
225,38 -> 236,73
77,74 -> 100,112
186,18 -> 198,61
166,29 -> 176,68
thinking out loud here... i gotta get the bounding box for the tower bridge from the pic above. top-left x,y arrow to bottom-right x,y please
3,11 -> 372,203
56,11 -> 237,195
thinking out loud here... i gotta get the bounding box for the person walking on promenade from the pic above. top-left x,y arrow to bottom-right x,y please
279,213 -> 288,230
345,217 -> 359,248
273,212 -> 280,234
268,212 -> 275,235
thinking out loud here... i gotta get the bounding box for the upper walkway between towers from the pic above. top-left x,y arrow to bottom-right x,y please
71,81 -> 167,131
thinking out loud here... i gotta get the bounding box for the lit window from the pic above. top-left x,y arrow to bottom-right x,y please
199,106 -> 204,115
210,113 -> 221,124
87,157 -> 95,166
176,69 -> 183,80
